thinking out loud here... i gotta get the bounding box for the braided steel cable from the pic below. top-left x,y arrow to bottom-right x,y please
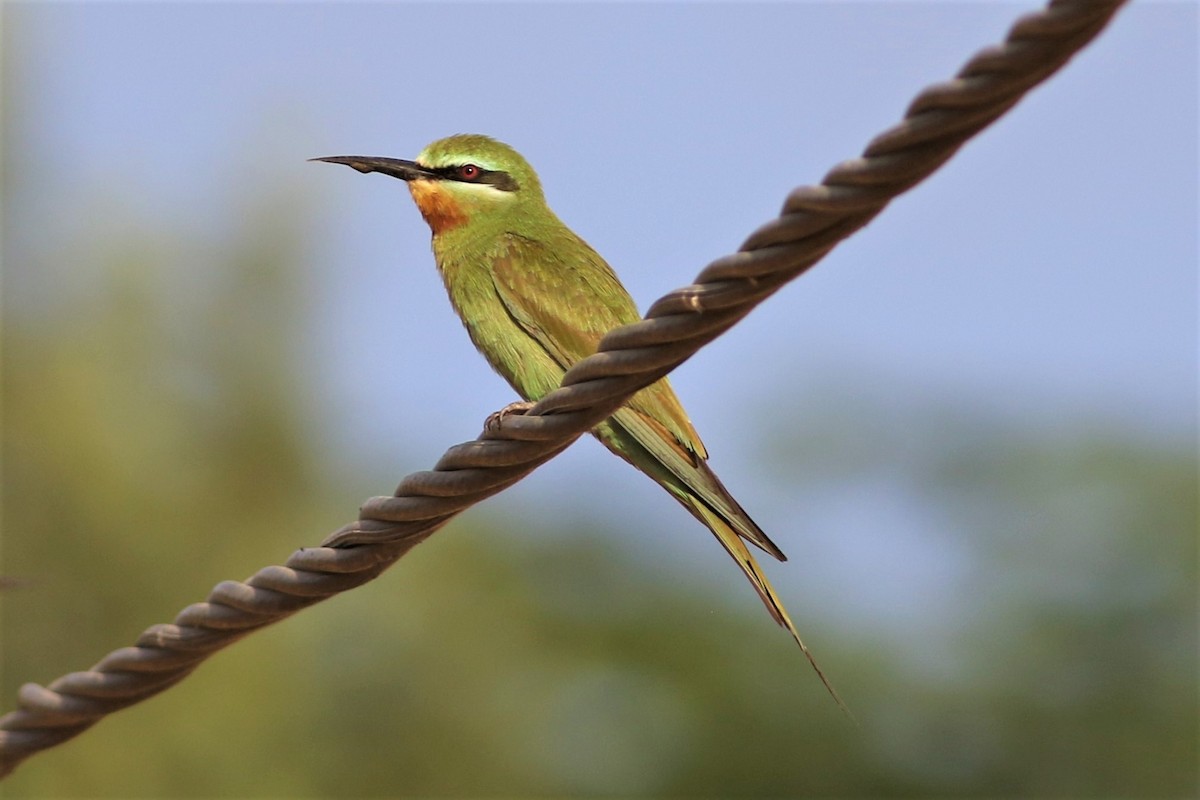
0,0 -> 1127,778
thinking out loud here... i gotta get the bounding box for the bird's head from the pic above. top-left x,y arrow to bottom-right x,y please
314,134 -> 544,235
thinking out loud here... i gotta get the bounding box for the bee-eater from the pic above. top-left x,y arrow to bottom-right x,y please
316,134 -> 842,706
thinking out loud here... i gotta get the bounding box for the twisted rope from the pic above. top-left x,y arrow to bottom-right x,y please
0,0 -> 1127,777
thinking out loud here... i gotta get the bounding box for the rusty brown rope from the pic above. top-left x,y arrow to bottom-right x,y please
0,0 -> 1127,778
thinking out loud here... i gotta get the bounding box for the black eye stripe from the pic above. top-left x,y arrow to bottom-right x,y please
431,164 -> 519,192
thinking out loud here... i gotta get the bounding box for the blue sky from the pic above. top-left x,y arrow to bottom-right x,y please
6,2 -> 1196,632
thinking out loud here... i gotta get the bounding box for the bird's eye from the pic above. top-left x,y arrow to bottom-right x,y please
457,164 -> 481,181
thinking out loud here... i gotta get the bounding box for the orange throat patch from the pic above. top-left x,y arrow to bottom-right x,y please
408,180 -> 468,234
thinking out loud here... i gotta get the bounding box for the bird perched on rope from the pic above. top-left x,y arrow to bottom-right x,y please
315,134 -> 844,709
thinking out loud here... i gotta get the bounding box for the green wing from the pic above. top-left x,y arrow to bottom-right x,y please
489,232 -> 785,561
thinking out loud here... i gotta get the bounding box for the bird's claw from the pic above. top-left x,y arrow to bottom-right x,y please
484,400 -> 535,433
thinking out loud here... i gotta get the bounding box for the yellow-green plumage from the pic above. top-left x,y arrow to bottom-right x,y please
317,134 -> 843,707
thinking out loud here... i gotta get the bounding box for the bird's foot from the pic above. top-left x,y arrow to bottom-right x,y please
484,400 -> 535,433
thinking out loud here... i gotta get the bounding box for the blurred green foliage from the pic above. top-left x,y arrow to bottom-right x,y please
2,177 -> 1196,798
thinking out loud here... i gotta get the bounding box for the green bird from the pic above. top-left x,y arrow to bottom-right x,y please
317,134 -> 842,705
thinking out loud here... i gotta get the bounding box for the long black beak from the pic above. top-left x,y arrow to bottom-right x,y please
310,155 -> 438,182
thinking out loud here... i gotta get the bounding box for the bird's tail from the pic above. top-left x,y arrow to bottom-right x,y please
687,498 -> 852,717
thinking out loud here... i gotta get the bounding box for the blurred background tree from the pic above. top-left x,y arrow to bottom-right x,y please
2,140 -> 1194,800
1,4 -> 1195,798
4,208 -> 1194,795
